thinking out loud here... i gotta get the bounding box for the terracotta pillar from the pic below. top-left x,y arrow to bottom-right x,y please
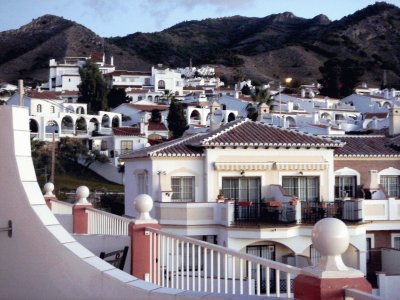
129,194 -> 160,280
294,218 -> 372,300
72,186 -> 92,234
129,222 -> 161,280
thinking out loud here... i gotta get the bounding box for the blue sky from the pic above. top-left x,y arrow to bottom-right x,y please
1,0 -> 399,37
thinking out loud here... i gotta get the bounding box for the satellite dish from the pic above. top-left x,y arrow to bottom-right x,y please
211,109 -> 223,125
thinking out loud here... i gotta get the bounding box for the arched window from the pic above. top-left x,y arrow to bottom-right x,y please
37,104 -> 42,113
158,80 -> 165,89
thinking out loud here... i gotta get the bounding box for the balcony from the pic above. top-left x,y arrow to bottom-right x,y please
231,200 -> 362,226
234,202 -> 297,226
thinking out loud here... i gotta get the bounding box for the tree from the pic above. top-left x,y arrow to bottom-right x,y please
246,104 -> 258,121
150,109 -> 162,123
252,88 -> 275,111
167,99 -> 188,139
107,87 -> 129,108
318,58 -> 364,98
78,60 -> 108,113
241,84 -> 251,95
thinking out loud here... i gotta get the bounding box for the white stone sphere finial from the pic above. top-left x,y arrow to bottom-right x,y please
44,182 -> 54,196
303,218 -> 363,278
133,194 -> 158,224
75,186 -> 91,205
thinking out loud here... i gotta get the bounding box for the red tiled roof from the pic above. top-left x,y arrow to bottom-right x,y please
334,135 -> 400,157
112,127 -> 143,136
148,121 -> 167,131
57,91 -> 79,96
122,119 -> 343,159
26,90 -> 60,100
108,70 -> 151,76
126,89 -> 150,94
364,112 -> 388,119
199,120 -> 343,147
125,103 -> 168,112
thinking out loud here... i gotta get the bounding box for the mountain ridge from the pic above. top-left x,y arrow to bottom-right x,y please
0,2 -> 399,87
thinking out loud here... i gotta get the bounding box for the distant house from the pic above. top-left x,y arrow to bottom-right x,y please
112,101 -> 169,126
7,90 -> 121,141
91,126 -> 149,166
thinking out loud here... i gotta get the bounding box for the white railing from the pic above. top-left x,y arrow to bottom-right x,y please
45,133 -> 59,140
50,200 -> 73,214
145,227 -> 300,297
344,288 -> 381,300
86,208 -> 131,235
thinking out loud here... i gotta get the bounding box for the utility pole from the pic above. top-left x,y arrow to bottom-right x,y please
50,132 -> 56,184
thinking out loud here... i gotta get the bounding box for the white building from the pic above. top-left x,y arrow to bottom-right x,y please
7,90 -> 121,141
46,53 -> 115,92
151,64 -> 184,96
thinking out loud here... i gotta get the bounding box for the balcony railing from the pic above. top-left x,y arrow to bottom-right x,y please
50,200 -> 73,214
301,200 -> 362,224
145,227 -> 301,297
86,207 -> 131,235
233,202 -> 297,225
231,200 -> 362,226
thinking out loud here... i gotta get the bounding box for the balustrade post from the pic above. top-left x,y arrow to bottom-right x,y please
43,182 -> 57,210
72,186 -> 92,234
293,218 -> 372,300
129,194 -> 161,280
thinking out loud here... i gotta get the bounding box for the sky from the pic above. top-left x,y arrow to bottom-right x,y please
0,0 -> 399,37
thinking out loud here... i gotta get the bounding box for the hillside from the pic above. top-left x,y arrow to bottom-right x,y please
0,2 -> 399,87
0,15 -> 148,85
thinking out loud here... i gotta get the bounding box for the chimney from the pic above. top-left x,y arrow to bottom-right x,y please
301,89 -> 306,98
389,104 -> 400,136
384,89 -> 389,99
365,170 -> 379,190
390,88 -> 396,98
287,101 -> 293,112
234,91 -> 239,99
18,80 -> 24,106
257,102 -> 270,122
110,56 -> 114,66
140,117 -> 148,136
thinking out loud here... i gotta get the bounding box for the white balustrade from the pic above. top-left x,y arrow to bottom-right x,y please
86,208 -> 131,235
50,200 -> 73,214
145,227 -> 300,297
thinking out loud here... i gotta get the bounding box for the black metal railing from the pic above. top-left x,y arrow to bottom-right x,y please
232,200 -> 362,226
233,202 -> 296,225
301,200 -> 362,224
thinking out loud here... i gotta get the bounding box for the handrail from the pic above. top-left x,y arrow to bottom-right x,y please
85,207 -> 132,235
145,227 -> 300,297
344,288 -> 381,300
50,200 -> 73,214
145,227 -> 300,275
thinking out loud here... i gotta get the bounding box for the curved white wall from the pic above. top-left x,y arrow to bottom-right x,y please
0,106 -> 216,300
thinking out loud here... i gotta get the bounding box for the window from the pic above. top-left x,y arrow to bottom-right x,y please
222,177 -> 261,202
171,176 -> 194,202
392,234 -> 400,250
137,172 -> 148,194
50,106 -> 55,113
247,245 -> 275,293
37,104 -> 42,113
335,176 -> 356,198
282,176 -> 319,202
380,175 -> 400,198
158,80 -> 165,89
120,140 -> 133,154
